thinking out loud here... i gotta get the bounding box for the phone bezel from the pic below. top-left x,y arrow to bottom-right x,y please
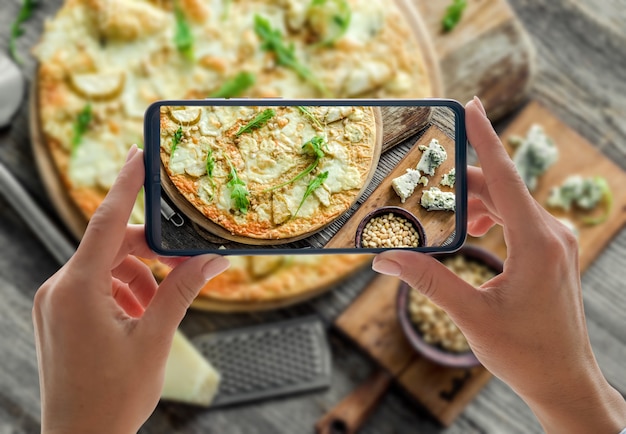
144,98 -> 467,256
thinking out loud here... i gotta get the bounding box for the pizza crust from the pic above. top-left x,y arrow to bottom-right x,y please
196,254 -> 372,303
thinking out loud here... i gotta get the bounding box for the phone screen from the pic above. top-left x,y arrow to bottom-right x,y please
145,100 -> 466,255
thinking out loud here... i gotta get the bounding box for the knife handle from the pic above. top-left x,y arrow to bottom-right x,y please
315,369 -> 392,434
0,162 -> 75,265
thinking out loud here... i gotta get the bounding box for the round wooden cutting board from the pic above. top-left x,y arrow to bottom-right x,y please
161,107 -> 383,246
28,0 -> 442,312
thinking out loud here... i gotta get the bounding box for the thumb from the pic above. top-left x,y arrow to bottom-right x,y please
142,255 -> 230,332
372,250 -> 477,320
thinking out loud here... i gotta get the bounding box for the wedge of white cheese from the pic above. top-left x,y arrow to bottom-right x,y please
417,138 -> 447,176
391,168 -> 422,203
421,187 -> 455,212
161,330 -> 221,407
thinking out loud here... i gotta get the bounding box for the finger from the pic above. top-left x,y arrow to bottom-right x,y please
112,256 -> 158,308
468,198 -> 501,227
112,279 -> 145,318
141,255 -> 230,333
74,146 -> 144,268
156,256 -> 189,268
468,215 -> 497,237
114,225 -> 157,266
466,99 -> 542,231
115,225 -> 186,270
372,250 -> 477,322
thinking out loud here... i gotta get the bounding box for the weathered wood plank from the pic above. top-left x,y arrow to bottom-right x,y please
1,0 -> 626,432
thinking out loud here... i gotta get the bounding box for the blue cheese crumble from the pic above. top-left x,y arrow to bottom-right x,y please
440,168 -> 455,187
510,124 -> 559,191
417,138 -> 447,176
547,175 -> 604,211
421,187 -> 455,211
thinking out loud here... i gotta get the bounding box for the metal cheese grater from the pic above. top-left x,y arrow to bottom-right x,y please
191,316 -> 332,407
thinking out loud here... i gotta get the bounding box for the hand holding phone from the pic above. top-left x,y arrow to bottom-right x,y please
144,99 -> 467,255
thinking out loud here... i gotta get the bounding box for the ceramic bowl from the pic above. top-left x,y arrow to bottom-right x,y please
397,245 -> 503,368
355,206 -> 427,249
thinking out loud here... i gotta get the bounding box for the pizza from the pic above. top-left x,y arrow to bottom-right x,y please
32,0 -> 432,303
195,254 -> 372,305
34,0 -> 432,223
160,104 -> 378,241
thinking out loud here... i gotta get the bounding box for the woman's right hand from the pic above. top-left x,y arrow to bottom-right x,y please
373,97 -> 626,433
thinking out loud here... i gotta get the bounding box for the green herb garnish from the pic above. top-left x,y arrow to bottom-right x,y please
171,126 -> 183,153
253,15 -> 329,96
263,136 -> 327,193
174,4 -> 194,60
442,0 -> 467,32
209,72 -> 256,98
226,157 -> 250,214
9,0 -> 36,64
293,171 -> 328,218
235,108 -> 275,136
222,0 -> 232,20
309,0 -> 351,46
206,148 -> 215,178
71,104 -> 92,152
582,177 -> 613,226
302,135 -> 327,159
297,106 -> 323,130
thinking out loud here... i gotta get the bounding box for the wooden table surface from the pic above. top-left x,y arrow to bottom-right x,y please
1,1 -> 625,433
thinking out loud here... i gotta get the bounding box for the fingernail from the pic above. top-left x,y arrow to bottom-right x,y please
125,144 -> 139,163
202,256 -> 230,280
473,96 -> 487,117
372,258 -> 402,277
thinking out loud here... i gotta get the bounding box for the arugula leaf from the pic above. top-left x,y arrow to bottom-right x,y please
582,177 -> 613,226
221,0 -> 232,20
71,104 -> 92,152
293,171 -> 329,218
302,135 -> 327,159
297,106 -> 323,130
263,136 -> 327,193
442,0 -> 467,32
253,15 -> 329,96
9,0 -> 36,64
235,108 -> 275,136
226,157 -> 250,214
206,148 -> 215,178
174,4 -> 194,60
209,72 -> 256,98
309,0 -> 351,46
171,126 -> 183,153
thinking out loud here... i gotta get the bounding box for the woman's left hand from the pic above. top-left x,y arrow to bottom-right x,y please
32,146 -> 230,434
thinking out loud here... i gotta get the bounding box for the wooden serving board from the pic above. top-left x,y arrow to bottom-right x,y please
326,124 -> 456,249
335,275 -> 491,427
332,101 -> 626,426
412,0 -> 535,121
472,101 -> 626,267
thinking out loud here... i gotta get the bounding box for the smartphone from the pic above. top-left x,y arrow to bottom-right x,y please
144,99 -> 467,255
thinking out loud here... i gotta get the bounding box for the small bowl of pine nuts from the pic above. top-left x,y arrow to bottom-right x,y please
397,245 -> 503,368
355,206 -> 426,249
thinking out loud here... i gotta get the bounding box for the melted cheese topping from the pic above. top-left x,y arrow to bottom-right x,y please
35,0 -> 430,223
